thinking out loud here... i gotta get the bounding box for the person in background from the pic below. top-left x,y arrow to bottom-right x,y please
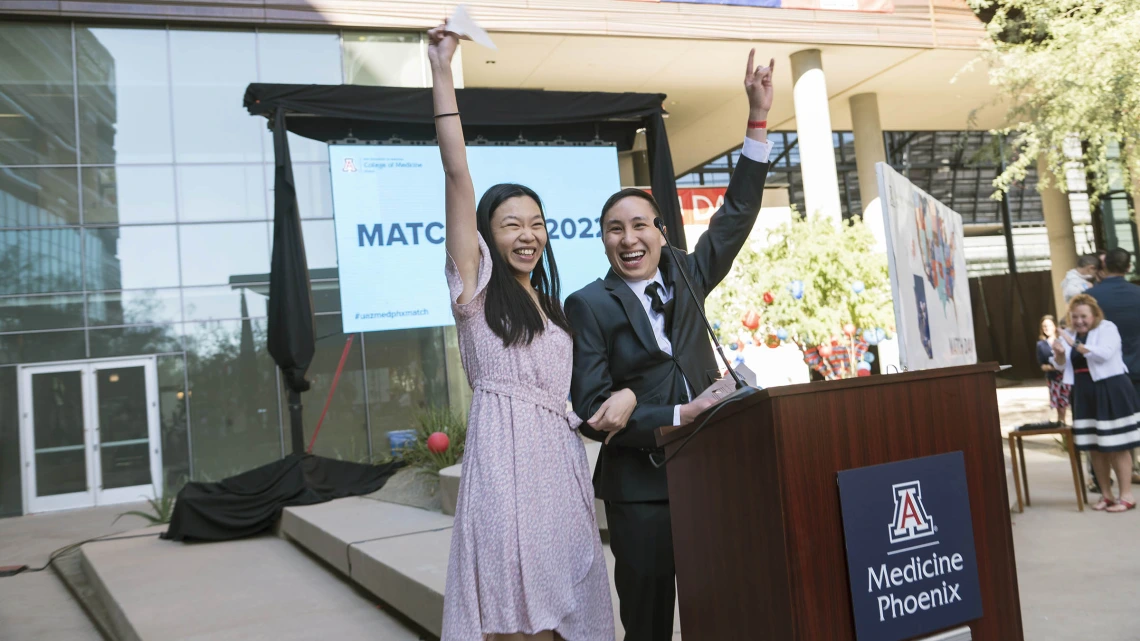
1061,254 -> 1100,303
1085,248 -> 1140,483
1037,314 -> 1070,425
1051,294 -> 1140,512
1095,249 -> 1108,283
429,25 -> 628,641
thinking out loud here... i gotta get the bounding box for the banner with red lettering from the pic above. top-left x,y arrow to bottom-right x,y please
676,187 -> 727,225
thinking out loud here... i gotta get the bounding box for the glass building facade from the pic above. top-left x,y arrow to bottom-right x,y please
678,129 -> 1135,275
0,23 -> 470,517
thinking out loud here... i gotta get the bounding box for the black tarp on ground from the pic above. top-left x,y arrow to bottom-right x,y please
163,455 -> 404,542
243,83 -> 688,250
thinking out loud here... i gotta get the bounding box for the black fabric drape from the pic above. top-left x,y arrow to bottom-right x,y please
646,111 -> 685,251
163,455 -> 404,542
243,83 -> 685,237
267,108 -> 316,454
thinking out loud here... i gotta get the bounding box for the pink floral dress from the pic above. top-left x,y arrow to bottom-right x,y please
440,236 -> 613,641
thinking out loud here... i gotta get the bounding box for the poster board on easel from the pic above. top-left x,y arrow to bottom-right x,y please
876,162 -> 977,371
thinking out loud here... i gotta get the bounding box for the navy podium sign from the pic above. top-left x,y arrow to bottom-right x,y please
837,451 -> 983,641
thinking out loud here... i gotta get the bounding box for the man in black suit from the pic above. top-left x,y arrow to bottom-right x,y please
1086,248 -> 1140,480
565,50 -> 776,641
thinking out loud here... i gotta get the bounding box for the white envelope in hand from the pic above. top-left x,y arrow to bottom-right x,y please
446,5 -> 497,50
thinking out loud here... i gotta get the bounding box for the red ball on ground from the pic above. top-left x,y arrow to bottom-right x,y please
762,291 -> 775,305
856,368 -> 872,377
427,432 -> 450,454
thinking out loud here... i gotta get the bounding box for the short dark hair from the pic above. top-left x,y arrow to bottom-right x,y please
600,188 -> 662,227
1077,254 -> 1100,269
475,183 -> 571,347
1104,247 -> 1132,275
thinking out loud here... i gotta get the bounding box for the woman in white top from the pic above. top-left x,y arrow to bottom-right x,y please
1051,293 -> 1140,512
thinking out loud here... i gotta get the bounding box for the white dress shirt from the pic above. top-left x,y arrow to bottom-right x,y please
621,136 -> 772,425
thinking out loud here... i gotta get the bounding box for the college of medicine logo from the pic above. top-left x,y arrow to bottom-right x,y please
887,480 -> 936,544
342,158 -> 358,172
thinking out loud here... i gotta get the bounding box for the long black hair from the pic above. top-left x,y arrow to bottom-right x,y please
476,183 -> 572,347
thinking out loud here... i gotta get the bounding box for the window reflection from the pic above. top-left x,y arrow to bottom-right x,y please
82,166 -> 177,225
0,228 -> 84,296
0,24 -> 77,166
365,327 -> 450,456
342,32 -> 425,88
288,317 -> 367,462
0,367 -> 20,517
77,27 -> 173,165
182,285 -> 267,322
267,163 -> 333,220
89,323 -> 181,358
179,222 -> 270,287
85,225 -> 181,291
87,288 -> 182,326
301,219 -> 338,270
157,354 -> 189,490
256,32 -> 341,163
169,30 -> 262,164
0,293 -> 85,332
0,167 -> 79,227
0,329 -> 85,365
177,165 -> 266,222
184,319 -> 282,481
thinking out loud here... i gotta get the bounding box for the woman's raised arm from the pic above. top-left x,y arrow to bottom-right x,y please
428,26 -> 480,304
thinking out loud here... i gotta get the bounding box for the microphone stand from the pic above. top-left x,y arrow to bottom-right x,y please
653,217 -> 756,401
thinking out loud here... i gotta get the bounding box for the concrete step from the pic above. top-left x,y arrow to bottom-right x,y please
280,495 -> 681,639
280,498 -> 453,637
76,526 -> 426,641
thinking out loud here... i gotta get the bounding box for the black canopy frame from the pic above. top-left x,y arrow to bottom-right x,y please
244,83 -> 684,456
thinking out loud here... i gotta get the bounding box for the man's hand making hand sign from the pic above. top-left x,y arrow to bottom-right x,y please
744,49 -> 774,143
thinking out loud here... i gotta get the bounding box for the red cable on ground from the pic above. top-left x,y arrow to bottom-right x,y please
307,334 -> 355,454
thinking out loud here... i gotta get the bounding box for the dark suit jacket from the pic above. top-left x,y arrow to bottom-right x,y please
1086,276 -> 1140,381
566,154 -> 769,502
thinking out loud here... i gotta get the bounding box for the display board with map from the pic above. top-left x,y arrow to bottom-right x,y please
876,163 -> 977,370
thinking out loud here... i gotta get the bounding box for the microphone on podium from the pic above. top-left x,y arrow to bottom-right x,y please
647,217 -> 759,469
653,217 -> 754,395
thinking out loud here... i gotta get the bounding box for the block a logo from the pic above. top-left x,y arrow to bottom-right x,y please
342,158 -> 358,172
887,480 -> 935,544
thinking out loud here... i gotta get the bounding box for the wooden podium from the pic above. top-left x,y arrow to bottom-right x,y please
655,364 -> 1023,641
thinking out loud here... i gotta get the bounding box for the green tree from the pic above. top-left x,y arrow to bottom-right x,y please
967,0 -> 1140,205
707,214 -> 894,378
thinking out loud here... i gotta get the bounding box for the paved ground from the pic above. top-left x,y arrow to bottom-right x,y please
0,381 -> 1135,641
1011,447 -> 1140,640
0,503 -> 150,641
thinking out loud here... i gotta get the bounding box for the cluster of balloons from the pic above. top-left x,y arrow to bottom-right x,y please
723,279 -> 889,358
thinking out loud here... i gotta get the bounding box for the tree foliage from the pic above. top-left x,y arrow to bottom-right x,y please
707,214 -> 894,356
967,0 -> 1140,205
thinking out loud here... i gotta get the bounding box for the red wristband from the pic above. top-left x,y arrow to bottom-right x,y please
747,119 -> 768,129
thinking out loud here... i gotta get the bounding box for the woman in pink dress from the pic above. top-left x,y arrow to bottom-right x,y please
429,26 -> 632,641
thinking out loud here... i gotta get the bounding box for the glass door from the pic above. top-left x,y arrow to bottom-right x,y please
92,359 -> 162,506
19,358 -> 162,514
19,364 -> 95,513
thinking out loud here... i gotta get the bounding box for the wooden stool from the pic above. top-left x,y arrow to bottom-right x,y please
1008,426 -> 1088,513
